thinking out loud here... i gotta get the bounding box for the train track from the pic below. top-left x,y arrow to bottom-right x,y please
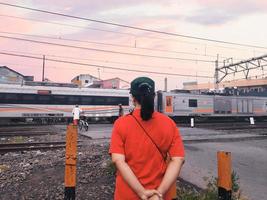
0,130 -> 57,137
0,141 -> 80,154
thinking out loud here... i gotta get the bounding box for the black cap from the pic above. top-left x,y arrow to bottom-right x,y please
130,77 -> 155,95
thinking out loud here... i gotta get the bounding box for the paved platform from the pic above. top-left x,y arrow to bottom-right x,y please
79,124 -> 267,200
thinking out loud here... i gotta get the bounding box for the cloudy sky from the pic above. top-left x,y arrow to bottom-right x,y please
0,0 -> 267,90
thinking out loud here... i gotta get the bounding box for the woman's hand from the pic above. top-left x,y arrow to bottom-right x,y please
139,189 -> 161,200
148,194 -> 162,200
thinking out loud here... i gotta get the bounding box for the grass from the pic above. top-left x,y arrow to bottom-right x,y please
177,171 -> 248,200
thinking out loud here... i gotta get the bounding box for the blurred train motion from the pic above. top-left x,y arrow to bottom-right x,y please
0,83 -> 267,124
0,83 -> 130,124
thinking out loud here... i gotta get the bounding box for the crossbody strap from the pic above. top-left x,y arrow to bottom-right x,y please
130,112 -> 167,161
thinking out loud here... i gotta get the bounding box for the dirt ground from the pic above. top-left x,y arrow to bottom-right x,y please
0,142 -> 115,200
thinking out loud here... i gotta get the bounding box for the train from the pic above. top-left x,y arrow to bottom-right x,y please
157,91 -> 267,122
0,83 -> 130,124
0,83 -> 267,124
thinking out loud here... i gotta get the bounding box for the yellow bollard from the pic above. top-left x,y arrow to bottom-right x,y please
64,124 -> 78,200
217,151 -> 232,200
169,182 -> 177,199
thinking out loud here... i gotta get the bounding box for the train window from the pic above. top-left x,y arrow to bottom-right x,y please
4,93 -> 19,101
94,97 -> 106,105
106,97 -> 129,105
189,99 -> 198,107
53,95 -> 66,104
21,94 -> 36,104
38,95 -> 51,104
106,97 -> 122,105
68,96 -> 80,104
81,96 -> 93,104
0,93 -> 19,103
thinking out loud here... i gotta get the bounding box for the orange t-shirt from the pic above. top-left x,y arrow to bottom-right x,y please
109,109 -> 185,200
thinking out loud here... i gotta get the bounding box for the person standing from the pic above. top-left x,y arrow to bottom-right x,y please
72,105 -> 82,126
109,77 -> 185,200
118,104 -> 124,117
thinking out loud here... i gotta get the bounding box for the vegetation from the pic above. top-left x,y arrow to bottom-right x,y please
177,171 -> 248,200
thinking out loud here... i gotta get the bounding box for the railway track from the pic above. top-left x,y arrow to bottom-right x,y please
0,141 -> 82,154
0,130 -> 57,137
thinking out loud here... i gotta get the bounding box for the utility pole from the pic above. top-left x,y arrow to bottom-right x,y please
97,68 -> 101,79
164,77 -> 167,92
214,54 -> 219,89
216,54 -> 267,84
42,55 -> 45,82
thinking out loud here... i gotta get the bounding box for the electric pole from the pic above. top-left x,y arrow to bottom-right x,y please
42,55 -> 45,82
214,54 -> 219,89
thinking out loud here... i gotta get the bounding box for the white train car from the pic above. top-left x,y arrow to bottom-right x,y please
0,83 -> 130,122
157,91 -> 267,119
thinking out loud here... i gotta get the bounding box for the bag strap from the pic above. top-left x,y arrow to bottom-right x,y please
130,112 -> 167,161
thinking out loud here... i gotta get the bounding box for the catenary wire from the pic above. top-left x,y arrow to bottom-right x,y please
0,35 -> 216,63
1,2 -> 267,50
0,51 -> 213,78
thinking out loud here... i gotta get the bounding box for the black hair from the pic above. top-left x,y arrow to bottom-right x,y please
133,83 -> 155,121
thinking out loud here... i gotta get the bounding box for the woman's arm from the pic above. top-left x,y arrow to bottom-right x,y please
112,153 -> 159,200
157,157 -> 184,196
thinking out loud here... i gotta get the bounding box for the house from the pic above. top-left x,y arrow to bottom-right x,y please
71,74 -> 130,89
0,66 -> 34,84
71,74 -> 101,87
101,77 -> 130,89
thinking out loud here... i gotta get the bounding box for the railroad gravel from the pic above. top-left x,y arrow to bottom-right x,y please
0,141 -> 115,200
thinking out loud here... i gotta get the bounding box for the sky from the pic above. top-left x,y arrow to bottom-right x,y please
0,0 -> 267,90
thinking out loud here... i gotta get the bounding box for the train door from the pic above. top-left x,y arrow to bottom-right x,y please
248,100 -> 253,113
157,91 -> 163,113
237,99 -> 252,113
165,96 -> 173,113
237,99 -> 243,113
214,97 -> 231,114
243,100 -> 248,113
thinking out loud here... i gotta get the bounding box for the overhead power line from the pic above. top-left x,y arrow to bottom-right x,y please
0,14 -> 263,56
1,49 -> 213,73
0,30 -> 221,59
0,51 -> 213,78
0,14 -> 205,47
0,35 -> 215,63
1,2 -> 267,50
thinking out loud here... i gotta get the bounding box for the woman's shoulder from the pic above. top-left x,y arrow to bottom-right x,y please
153,111 -> 175,124
113,114 -> 133,126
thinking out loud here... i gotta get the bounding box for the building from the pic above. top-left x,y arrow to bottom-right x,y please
71,74 -> 101,87
100,77 -> 130,89
183,78 -> 267,96
0,66 -> 34,84
71,74 -> 130,89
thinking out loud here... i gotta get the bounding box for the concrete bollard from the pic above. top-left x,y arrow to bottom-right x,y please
249,117 -> 255,125
217,151 -> 232,200
64,124 -> 78,200
190,118 -> 194,128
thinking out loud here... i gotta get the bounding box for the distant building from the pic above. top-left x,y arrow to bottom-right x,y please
0,66 -> 34,84
24,81 -> 77,88
101,77 -> 130,89
71,74 -> 130,89
183,78 -> 267,96
71,74 -> 101,87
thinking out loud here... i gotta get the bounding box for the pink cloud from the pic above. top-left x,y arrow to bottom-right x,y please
186,0 -> 267,25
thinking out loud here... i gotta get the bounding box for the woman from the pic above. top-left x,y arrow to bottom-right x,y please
109,77 -> 185,200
